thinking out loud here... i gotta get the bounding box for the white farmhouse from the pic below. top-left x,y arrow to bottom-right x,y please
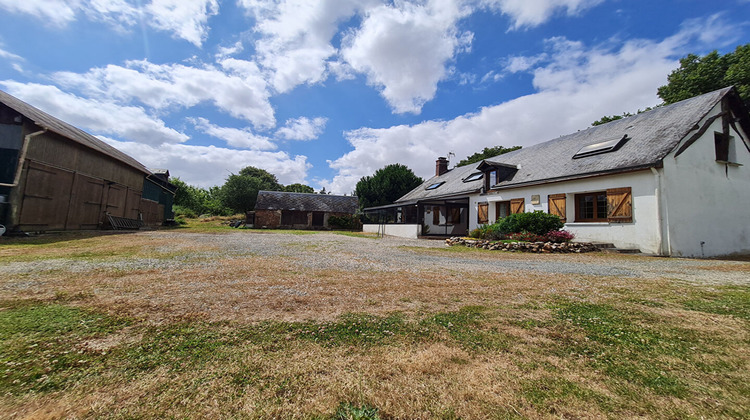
363,87 -> 750,257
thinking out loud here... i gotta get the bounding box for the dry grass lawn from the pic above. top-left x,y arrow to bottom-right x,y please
1,222 -> 749,419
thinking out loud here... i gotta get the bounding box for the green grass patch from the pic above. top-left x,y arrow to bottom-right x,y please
421,306 -> 509,351
333,231 -> 380,239
682,286 -> 750,320
0,300 -> 129,395
522,377 -> 610,409
333,402 -> 381,420
550,300 -> 695,397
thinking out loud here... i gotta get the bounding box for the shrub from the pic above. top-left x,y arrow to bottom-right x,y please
546,229 -> 575,243
173,205 -> 197,219
495,211 -> 564,236
328,214 -> 362,230
507,231 -> 547,242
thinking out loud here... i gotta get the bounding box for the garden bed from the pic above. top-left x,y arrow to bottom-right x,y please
446,236 -> 599,253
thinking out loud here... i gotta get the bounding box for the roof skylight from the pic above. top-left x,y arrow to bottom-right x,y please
573,135 -> 629,159
425,181 -> 445,190
463,172 -> 483,182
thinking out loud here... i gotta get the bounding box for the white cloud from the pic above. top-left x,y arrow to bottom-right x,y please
322,14 -> 734,194
276,117 -> 328,141
0,0 -> 218,46
241,0 -> 377,93
341,0 -> 473,114
101,138 -> 311,188
0,81 -> 189,145
54,59 -> 275,129
480,0 -> 605,29
146,0 -> 219,47
190,117 -> 276,150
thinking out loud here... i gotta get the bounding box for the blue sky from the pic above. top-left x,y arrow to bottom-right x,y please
1,0 -> 748,194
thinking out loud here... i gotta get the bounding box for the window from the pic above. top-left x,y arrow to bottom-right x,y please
464,172 -> 483,182
573,135 -> 629,159
448,207 -> 461,224
495,201 -> 510,221
548,194 -> 566,222
425,182 -> 445,190
574,188 -> 632,223
575,192 -> 607,222
510,198 -> 525,214
715,132 -> 736,163
477,203 -> 488,224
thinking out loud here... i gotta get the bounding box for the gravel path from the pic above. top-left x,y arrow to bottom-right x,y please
4,231 -> 747,286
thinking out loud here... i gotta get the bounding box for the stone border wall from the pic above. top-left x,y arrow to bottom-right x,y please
446,237 -> 599,253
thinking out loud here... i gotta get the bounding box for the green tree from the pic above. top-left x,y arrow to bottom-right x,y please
220,166 -> 284,214
171,177 -> 229,216
355,164 -> 423,209
283,183 -> 315,193
456,145 -> 521,167
657,44 -> 750,107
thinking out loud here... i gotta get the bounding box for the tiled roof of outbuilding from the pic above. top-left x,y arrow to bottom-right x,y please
255,191 -> 359,213
0,89 -> 151,175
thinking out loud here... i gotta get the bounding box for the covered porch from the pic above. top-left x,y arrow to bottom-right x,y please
362,198 -> 470,239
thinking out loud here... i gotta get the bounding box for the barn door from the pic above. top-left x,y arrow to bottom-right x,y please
19,161 -> 74,230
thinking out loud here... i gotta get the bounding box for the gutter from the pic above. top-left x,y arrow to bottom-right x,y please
0,129 -> 47,187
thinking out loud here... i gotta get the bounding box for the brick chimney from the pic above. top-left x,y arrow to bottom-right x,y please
435,157 -> 449,176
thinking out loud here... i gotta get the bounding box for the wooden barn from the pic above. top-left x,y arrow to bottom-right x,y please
0,89 -> 175,234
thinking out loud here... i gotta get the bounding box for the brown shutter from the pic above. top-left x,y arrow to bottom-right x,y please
477,203 -> 488,224
510,198 -> 525,214
450,207 -> 461,224
433,206 -> 441,225
606,187 -> 632,222
548,193 -> 566,222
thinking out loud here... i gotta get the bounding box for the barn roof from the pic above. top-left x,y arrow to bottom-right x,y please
0,89 -> 151,175
255,191 -> 359,213
397,86 -> 745,203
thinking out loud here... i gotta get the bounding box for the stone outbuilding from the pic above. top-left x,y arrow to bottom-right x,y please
253,191 -> 359,229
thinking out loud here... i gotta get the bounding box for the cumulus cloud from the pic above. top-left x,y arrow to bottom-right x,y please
101,138 -> 311,188
341,0 -> 473,114
240,0 -> 376,93
480,0 -> 605,29
321,14 -> 734,194
0,0 -> 218,46
0,81 -> 189,146
276,117 -> 328,141
190,117 -> 276,150
54,59 -> 275,129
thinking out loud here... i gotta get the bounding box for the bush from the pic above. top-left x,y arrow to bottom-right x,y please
328,214 -> 362,230
545,229 -> 575,243
173,205 -> 197,219
507,231 -> 547,242
495,211 -> 564,236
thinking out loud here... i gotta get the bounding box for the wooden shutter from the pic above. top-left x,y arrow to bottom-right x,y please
433,206 -> 441,225
477,203 -> 488,224
449,207 -> 461,224
510,198 -> 525,214
606,187 -> 632,222
548,193 -> 566,222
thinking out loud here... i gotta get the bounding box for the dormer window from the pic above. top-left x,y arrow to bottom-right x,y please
573,134 -> 629,159
425,181 -> 445,190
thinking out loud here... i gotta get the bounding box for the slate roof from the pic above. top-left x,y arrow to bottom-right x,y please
0,89 -> 151,175
397,87 -> 737,202
255,191 -> 359,213
396,163 -> 483,203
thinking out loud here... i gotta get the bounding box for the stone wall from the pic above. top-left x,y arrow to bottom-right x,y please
255,209 -> 281,228
446,237 -> 599,253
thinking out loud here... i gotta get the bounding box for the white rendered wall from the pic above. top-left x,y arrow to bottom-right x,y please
661,105 -> 750,257
363,224 -> 420,239
469,171 -> 661,254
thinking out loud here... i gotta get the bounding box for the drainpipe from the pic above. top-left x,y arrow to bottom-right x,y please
0,129 -> 47,187
650,167 -> 667,256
